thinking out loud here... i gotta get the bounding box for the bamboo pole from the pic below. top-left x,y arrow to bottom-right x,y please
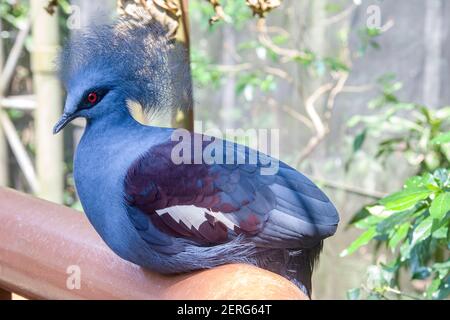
423,0 -> 443,108
0,19 -> 9,187
0,18 -> 39,194
171,0 -> 194,131
1,95 -> 36,110
31,0 -> 63,203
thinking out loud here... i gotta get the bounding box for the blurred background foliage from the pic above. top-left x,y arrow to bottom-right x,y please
0,0 -> 448,299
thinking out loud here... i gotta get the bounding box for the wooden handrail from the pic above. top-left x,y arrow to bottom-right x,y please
0,188 -> 307,300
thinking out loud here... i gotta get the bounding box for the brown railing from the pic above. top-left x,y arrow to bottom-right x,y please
0,187 -> 306,300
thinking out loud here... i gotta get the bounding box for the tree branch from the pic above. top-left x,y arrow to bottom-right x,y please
304,83 -> 333,137
206,0 -> 228,24
324,72 -> 349,122
267,98 -> 314,130
310,175 -> 387,199
323,4 -> 356,26
0,17 -> 39,194
256,18 -> 311,63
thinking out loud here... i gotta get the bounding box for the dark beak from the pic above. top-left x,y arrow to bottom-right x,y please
53,113 -> 76,134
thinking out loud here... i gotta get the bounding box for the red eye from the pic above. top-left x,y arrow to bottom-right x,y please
87,92 -> 98,104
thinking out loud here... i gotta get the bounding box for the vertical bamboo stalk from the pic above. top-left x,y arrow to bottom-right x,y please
0,19 -> 9,186
0,18 -> 39,193
171,0 -> 194,131
220,25 -> 236,130
31,0 -> 63,203
423,0 -> 443,108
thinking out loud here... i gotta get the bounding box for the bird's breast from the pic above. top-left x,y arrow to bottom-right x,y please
71,122 -> 175,263
72,126 -> 150,261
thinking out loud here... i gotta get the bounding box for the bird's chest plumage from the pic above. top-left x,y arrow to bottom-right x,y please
72,122 -> 160,261
74,129 -> 129,212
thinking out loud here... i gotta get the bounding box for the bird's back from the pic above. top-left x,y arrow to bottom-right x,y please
123,128 -> 339,296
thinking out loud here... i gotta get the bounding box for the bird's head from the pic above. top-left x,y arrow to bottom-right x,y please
54,19 -> 191,134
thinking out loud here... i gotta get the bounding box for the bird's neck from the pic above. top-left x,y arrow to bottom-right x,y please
75,109 -> 150,179
73,109 -> 150,229
86,108 -> 138,134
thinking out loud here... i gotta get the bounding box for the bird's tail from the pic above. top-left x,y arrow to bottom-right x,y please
255,241 -> 323,298
285,241 -> 323,298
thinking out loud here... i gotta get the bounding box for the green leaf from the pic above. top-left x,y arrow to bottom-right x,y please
430,193 -> 450,220
353,129 -> 367,153
366,27 -> 382,38
432,259 -> 450,278
346,288 -> 361,300
425,151 -> 440,171
259,75 -> 276,92
433,169 -> 450,188
431,132 -> 450,144
341,227 -> 377,257
7,109 -> 24,120
429,277 -> 450,300
347,115 -> 362,127
377,209 -> 413,234
323,57 -> 350,72
366,265 -> 395,290
292,51 -> 315,66
347,207 -> 371,226
411,217 -> 433,247
425,183 -> 441,192
354,214 -> 384,229
404,175 -> 427,189
325,3 -> 343,13
432,225 -> 448,239
388,222 -> 410,249
427,278 -> 441,299
354,217 -> 382,229
409,239 -> 432,279
400,240 -> 412,261
412,266 -> 431,280
380,188 -> 432,211
272,34 -> 289,45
